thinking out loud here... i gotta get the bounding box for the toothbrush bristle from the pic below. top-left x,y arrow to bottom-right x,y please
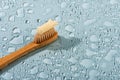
33,28 -> 57,44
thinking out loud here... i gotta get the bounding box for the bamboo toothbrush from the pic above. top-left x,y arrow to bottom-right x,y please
0,19 -> 58,69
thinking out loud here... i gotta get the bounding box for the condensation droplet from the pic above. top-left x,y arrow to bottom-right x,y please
99,61 -> 114,72
53,69 -> 60,74
67,57 -> 77,63
3,6 -> 9,9
104,38 -> 110,42
27,9 -> 33,14
25,20 -> 30,24
1,72 -> 13,80
25,36 -> 31,41
89,35 -> 98,42
0,12 -> 6,17
71,65 -> 77,71
61,2 -> 66,8
9,15 -> 15,22
1,28 -> 6,31
80,59 -> 94,68
82,3 -> 89,9
37,19 -> 41,23
110,0 -> 117,4
23,2 -> 29,7
43,58 -> 52,64
86,49 -> 98,56
90,43 -> 98,49
69,33 -> 75,37
104,21 -> 114,26
30,66 -> 38,74
31,29 -> 36,35
29,4 -> 34,7
84,19 -> 96,26
55,15 -> 62,22
37,72 -> 48,78
7,47 -> 16,53
13,27 -> 20,33
88,70 -> 98,80
56,77 -> 61,80
104,50 -> 117,61
16,8 -> 24,17
46,8 -> 52,13
2,37 -> 8,41
115,57 -> 120,63
65,25 -> 75,32
10,36 -> 23,44
22,78 -> 30,80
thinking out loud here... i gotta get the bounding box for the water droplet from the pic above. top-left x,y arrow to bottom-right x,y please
25,20 -> 30,24
30,66 -> 38,74
43,58 -> 52,64
29,4 -> 34,7
10,36 -> 23,44
0,12 -> 6,17
61,2 -> 66,8
7,47 -> 16,53
56,64 -> 62,67
86,49 -> 98,56
82,3 -> 89,9
53,69 -> 60,74
1,28 -> 6,31
16,8 -> 24,17
2,1 -> 10,10
27,9 -> 33,14
90,43 -> 98,49
84,19 -> 96,26
69,33 -> 75,37
89,35 -> 98,42
37,72 -> 48,78
23,2 -> 29,7
104,50 -> 117,61
115,57 -> 120,63
2,37 -> 8,41
22,78 -> 30,80
71,65 -> 77,71
99,61 -> 113,71
4,5 -> 9,9
104,21 -> 114,26
65,25 -> 75,32
73,73 -> 79,77
55,15 -> 62,22
9,15 -> 15,22
12,27 -> 20,33
104,38 -> 110,42
46,8 -> 52,13
37,19 -> 41,23
110,0 -> 117,4
89,70 -> 98,78
31,29 -> 36,35
25,36 -> 31,41
56,77 -> 61,80
80,59 -> 94,68
67,57 -> 77,63
88,70 -> 98,80
1,72 -> 13,80
72,47 -> 77,52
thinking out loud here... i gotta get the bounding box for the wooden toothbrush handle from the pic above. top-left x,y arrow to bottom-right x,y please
0,42 -> 39,69
0,32 -> 58,69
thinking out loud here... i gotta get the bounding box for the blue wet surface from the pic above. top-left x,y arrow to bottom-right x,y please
0,0 -> 120,80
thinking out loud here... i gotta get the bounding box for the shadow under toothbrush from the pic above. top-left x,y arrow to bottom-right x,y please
0,36 -> 82,73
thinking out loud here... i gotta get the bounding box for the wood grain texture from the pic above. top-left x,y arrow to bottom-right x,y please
0,32 -> 58,69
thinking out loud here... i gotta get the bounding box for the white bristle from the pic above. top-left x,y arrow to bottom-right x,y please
34,28 -> 56,44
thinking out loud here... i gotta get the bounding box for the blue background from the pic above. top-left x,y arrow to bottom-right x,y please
0,0 -> 120,80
